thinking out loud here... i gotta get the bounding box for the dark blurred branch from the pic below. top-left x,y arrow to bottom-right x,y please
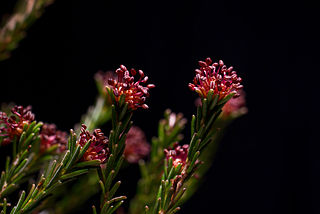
0,0 -> 54,61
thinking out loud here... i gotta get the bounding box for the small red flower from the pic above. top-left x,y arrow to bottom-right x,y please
124,126 -> 150,163
106,65 -> 155,110
78,124 -> 109,163
40,123 -> 68,153
222,89 -> 248,118
0,105 -> 35,145
164,143 -> 189,168
189,58 -> 243,101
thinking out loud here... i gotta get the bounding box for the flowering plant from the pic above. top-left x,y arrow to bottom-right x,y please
0,56 -> 246,214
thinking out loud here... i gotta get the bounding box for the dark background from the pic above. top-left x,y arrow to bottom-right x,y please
0,0 -> 319,213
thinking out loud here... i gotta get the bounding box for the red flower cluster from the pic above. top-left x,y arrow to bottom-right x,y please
164,143 -> 189,168
124,126 -> 150,163
222,89 -> 248,118
106,65 -> 155,110
40,123 -> 68,153
189,58 -> 243,100
0,105 -> 35,145
78,124 -> 109,163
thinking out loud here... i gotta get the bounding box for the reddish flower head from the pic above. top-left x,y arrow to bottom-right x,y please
189,58 -> 243,101
78,124 -> 109,163
164,143 -> 189,168
0,105 -> 35,145
40,123 -> 68,153
106,65 -> 155,110
124,126 -> 150,163
222,89 -> 248,118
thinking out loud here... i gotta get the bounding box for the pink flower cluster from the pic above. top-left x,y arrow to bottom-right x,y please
78,124 -> 109,163
222,89 -> 248,117
0,105 -> 35,145
40,123 -> 68,153
124,126 -> 150,163
106,65 -> 155,110
189,58 -> 243,101
164,143 -> 189,168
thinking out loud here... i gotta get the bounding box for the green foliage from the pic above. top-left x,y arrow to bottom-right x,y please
149,92 -> 237,214
80,97 -> 112,132
0,121 -> 42,199
93,90 -> 133,214
129,109 -> 187,214
5,130 -> 99,214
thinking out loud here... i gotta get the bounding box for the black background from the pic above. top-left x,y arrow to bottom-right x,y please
0,0 -> 319,214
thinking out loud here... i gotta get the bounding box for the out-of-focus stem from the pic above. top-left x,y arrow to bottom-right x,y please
83,97 -> 107,131
0,0 -> 55,60
77,96 -> 112,133
129,110 -> 186,214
